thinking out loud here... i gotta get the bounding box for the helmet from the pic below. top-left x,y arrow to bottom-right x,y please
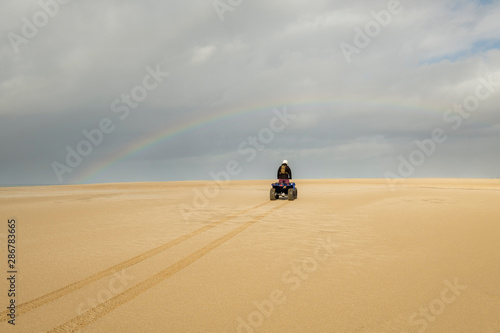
282,160 -> 288,164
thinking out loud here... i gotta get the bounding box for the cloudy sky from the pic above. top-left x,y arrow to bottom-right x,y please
1,0 -> 500,186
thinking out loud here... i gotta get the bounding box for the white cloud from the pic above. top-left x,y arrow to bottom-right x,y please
191,45 -> 217,64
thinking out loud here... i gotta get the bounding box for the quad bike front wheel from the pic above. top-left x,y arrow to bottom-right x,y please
288,188 -> 294,201
270,188 -> 277,200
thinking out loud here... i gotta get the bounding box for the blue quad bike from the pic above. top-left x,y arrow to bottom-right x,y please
270,182 -> 297,201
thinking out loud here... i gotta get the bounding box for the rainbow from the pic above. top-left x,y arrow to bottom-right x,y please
73,95 -> 443,184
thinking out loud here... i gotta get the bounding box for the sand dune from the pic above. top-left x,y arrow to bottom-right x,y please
1,179 -> 499,332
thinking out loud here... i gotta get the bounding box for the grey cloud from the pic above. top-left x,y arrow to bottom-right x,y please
1,0 -> 500,185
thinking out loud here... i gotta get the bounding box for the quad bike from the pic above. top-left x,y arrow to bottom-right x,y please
270,182 -> 297,201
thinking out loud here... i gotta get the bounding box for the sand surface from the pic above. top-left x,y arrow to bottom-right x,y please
0,179 -> 499,332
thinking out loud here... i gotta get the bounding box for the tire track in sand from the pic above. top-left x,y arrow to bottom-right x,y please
48,201 -> 289,333
0,201 -> 270,322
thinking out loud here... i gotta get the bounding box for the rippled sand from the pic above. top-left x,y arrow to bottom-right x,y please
0,179 -> 499,332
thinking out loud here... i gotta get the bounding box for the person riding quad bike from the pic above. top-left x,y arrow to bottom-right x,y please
270,160 -> 297,200
277,160 -> 292,184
